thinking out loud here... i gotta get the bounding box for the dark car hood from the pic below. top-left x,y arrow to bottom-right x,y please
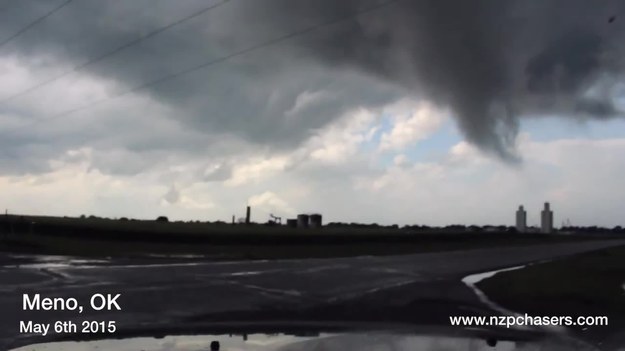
8,320 -> 601,351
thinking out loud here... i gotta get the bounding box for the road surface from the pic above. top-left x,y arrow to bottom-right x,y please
1,239 -> 624,349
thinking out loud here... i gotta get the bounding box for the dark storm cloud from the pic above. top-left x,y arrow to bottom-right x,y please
1,0 -> 624,168
525,29 -> 602,95
0,0 -> 404,174
244,0 -> 625,160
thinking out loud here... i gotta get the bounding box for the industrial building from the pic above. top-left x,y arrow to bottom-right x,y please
297,214 -> 309,228
288,213 -> 324,229
515,205 -> 527,233
309,214 -> 323,228
541,202 -> 553,233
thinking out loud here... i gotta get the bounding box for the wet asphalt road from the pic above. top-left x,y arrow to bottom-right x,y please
2,239 -> 624,349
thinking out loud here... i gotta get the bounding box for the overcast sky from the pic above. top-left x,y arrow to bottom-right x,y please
1,0 -> 625,227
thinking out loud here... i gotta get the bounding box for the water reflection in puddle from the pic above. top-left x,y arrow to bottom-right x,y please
10,332 -> 598,351
6,254 -> 111,269
462,265 -> 526,316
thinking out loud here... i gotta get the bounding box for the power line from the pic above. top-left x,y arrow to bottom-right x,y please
0,0 -> 73,49
4,0 -> 399,133
0,0 -> 231,106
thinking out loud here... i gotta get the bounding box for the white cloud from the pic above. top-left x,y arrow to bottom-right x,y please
354,135 -> 625,226
393,154 -> 409,168
306,108 -> 377,164
160,184 -> 214,211
162,184 -> 180,204
378,101 -> 445,152
3,133 -> 625,226
0,56 -> 117,120
248,191 -> 296,218
447,141 -> 488,166
285,89 -> 331,117
1,57 -> 624,227
174,196 -> 215,211
3,0 -> 625,230
224,155 -> 290,187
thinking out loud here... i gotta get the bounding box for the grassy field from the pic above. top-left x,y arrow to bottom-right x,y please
0,214 -> 616,259
2,232 -> 598,259
477,245 -> 625,342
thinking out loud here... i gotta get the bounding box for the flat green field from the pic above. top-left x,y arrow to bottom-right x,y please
0,214 -> 613,259
477,245 -> 625,343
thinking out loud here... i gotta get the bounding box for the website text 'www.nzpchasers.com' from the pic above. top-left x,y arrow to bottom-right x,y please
450,314 -> 609,328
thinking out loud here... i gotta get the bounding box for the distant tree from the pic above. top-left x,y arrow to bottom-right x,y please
156,216 -> 169,223
119,217 -> 129,221
80,214 -> 86,219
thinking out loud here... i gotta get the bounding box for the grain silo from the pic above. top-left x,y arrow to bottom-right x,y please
309,214 -> 322,228
297,214 -> 309,228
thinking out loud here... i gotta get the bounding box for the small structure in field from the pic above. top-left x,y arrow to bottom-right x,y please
309,214 -> 323,228
297,214 -> 309,228
516,205 -> 527,233
541,202 -> 554,234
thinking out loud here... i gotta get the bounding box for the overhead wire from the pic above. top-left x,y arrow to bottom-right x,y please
0,0 -> 73,49
2,0 -> 399,134
0,0 -> 231,106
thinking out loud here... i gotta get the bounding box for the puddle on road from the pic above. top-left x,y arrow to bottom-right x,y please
147,254 -> 207,259
462,265 -> 527,316
462,265 -> 526,286
461,265 -> 569,335
228,271 -> 266,276
5,254 -> 111,269
6,254 -> 209,270
9,332 -> 598,351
